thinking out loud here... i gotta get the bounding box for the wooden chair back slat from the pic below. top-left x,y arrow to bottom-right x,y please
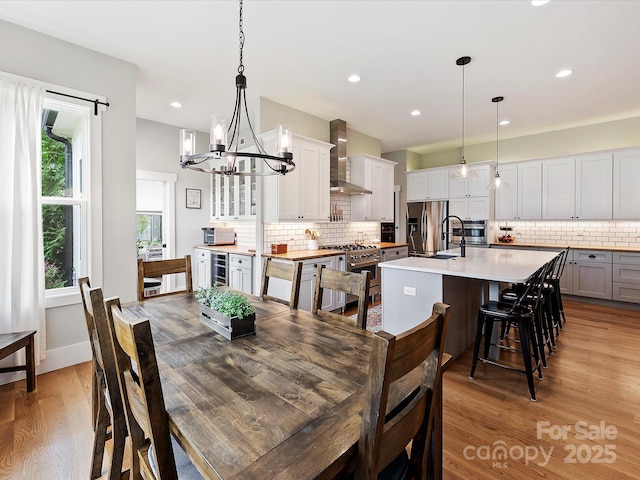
356,302 -> 450,479
260,258 -> 303,309
78,277 -> 128,479
106,297 -> 179,480
137,255 -> 193,302
312,266 -> 370,329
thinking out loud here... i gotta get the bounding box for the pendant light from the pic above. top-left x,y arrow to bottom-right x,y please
451,56 -> 477,179
179,0 -> 295,177
488,96 -> 509,189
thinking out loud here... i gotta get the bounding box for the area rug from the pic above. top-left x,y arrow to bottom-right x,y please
349,304 -> 382,332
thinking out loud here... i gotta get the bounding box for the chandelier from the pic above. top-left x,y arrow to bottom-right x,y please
450,56 -> 477,179
179,0 -> 295,176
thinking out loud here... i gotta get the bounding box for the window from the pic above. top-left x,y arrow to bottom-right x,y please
41,96 -> 91,295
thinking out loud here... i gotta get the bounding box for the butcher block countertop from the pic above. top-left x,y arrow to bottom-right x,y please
194,245 -> 257,256
490,242 -> 640,253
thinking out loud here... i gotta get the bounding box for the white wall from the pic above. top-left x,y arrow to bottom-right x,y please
0,19 -> 137,372
136,118 -> 210,257
419,116 -> 640,168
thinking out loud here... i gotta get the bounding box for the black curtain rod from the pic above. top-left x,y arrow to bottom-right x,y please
45,89 -> 109,115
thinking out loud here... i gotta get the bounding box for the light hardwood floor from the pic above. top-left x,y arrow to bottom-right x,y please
0,299 -> 639,479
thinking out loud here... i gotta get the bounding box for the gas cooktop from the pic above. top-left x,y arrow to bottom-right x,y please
321,244 -> 378,252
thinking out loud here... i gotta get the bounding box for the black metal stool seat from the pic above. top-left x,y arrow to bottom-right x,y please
469,263 -> 550,402
470,301 -> 542,401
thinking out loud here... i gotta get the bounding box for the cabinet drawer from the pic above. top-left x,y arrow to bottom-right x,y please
195,248 -> 210,260
612,282 -> 640,304
229,254 -> 252,268
613,251 -> 640,265
613,264 -> 640,285
302,257 -> 334,274
573,250 -> 612,263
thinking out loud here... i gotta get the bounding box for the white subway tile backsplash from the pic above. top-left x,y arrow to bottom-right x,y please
495,220 -> 640,248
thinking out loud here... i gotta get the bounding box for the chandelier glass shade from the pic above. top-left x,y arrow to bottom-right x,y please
488,96 -> 508,190
451,56 -> 478,180
179,0 -> 295,177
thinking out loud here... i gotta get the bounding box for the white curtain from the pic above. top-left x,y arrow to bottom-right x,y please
0,75 -> 46,362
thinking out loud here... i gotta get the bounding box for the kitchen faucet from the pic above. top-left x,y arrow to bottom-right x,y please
441,215 -> 466,257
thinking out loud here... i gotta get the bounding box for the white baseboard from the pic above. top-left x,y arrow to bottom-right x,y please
0,340 -> 92,387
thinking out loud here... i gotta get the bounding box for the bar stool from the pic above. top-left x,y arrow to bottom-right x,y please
469,264 -> 548,401
500,258 -> 557,365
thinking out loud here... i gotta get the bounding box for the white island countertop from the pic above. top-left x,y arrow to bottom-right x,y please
379,247 -> 558,284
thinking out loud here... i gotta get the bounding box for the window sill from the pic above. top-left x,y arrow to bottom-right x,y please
45,288 -> 81,309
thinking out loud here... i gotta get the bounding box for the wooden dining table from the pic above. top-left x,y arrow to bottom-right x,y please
124,291 -> 450,479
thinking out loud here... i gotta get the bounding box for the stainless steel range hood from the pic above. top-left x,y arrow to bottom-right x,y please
329,119 -> 372,195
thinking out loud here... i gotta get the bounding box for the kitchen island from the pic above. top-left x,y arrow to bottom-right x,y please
379,247 -> 558,358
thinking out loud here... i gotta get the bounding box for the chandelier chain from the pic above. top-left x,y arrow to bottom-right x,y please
238,0 -> 245,74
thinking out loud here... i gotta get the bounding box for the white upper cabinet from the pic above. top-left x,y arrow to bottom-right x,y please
351,155 -> 396,222
210,153 -> 258,221
613,149 -> 640,219
448,163 -> 491,198
542,156 -> 576,219
406,167 -> 449,201
495,161 -> 542,220
449,196 -> 490,220
262,132 -> 332,222
542,154 -> 612,220
575,153 -> 612,219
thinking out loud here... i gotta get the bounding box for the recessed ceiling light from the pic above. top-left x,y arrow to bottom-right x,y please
170,101 -> 183,108
531,0 -> 551,6
555,69 -> 573,78
499,120 -> 510,126
348,74 -> 361,83
411,110 -> 421,116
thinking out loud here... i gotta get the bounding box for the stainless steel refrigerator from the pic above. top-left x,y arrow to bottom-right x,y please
406,201 -> 449,256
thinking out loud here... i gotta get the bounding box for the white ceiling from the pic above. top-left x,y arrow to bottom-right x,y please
2,0 -> 640,154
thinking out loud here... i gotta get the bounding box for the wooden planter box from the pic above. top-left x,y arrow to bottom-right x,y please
199,304 -> 256,340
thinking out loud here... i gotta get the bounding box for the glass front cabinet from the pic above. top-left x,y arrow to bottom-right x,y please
210,156 -> 258,221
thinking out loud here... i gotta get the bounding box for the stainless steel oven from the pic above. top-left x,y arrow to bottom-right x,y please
320,244 -> 381,304
450,219 -> 488,247
346,248 -> 380,303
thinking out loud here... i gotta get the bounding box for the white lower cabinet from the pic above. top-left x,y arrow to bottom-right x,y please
298,255 -> 346,312
194,248 -> 212,290
612,252 -> 640,303
229,254 -> 253,295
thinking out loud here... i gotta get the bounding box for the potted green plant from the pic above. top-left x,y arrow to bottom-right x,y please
195,285 -> 256,340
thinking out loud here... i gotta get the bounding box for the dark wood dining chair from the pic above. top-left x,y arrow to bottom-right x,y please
104,297 -> 202,480
137,255 -> 193,302
78,277 -> 128,480
312,265 -> 370,329
356,302 -> 450,479
259,258 -> 303,308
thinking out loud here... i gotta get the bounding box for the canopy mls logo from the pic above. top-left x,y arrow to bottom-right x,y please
463,420 -> 618,469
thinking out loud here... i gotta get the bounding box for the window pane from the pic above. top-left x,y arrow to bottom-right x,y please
42,109 -> 77,198
43,204 -> 81,289
136,213 -> 163,246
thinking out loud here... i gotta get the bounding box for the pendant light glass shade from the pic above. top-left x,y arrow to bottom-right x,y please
178,0 -> 295,177
488,96 -> 508,190
451,56 -> 478,179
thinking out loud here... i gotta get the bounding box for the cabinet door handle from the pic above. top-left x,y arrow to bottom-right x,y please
588,254 -> 596,259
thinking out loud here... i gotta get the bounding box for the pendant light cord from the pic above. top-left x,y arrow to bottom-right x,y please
495,98 -> 499,170
461,62 -> 465,161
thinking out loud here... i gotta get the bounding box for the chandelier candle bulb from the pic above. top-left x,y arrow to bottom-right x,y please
277,125 -> 293,156
210,115 -> 228,151
180,129 -> 196,157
